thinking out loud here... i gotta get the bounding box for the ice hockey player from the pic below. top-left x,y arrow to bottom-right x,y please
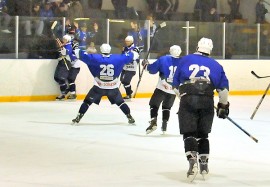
172,37 -> 229,181
65,25 -> 82,100
120,36 -> 139,100
142,45 -> 182,134
54,34 -> 75,100
72,43 -> 140,125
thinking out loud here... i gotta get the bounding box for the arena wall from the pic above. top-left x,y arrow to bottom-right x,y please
0,59 -> 269,102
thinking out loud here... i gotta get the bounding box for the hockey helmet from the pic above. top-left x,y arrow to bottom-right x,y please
66,24 -> 76,34
125,35 -> 134,43
197,37 -> 213,55
100,43 -> 111,54
169,45 -> 182,58
63,34 -> 71,42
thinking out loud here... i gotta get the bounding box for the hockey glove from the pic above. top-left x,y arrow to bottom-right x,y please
216,102 -> 230,119
142,59 -> 149,68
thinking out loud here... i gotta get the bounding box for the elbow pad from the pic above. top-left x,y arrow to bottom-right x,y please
217,88 -> 229,105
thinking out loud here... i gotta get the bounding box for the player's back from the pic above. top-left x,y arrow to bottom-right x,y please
79,52 -> 134,78
175,53 -> 228,89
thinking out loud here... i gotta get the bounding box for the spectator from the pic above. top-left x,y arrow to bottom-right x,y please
256,0 -> 268,24
128,20 -> 146,48
260,29 -> 270,55
13,0 -> 31,37
68,0 -> 84,22
194,0 -> 217,22
146,0 -> 156,14
75,22 -> 92,50
208,7 -> 219,22
89,21 -> 103,45
29,2 -> 44,36
88,0 -> 102,9
40,1 -> 54,21
52,1 -> 69,17
111,0 -> 128,19
154,0 -> 176,20
144,14 -> 162,52
13,0 -> 31,17
227,0 -> 242,22
0,0 -> 12,33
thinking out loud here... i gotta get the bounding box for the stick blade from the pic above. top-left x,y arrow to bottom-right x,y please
51,21 -> 58,30
160,22 -> 166,28
251,71 -> 260,78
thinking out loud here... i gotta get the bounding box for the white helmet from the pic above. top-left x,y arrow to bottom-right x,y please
169,45 -> 182,58
63,34 -> 71,42
100,43 -> 111,54
125,35 -> 134,43
197,37 -> 213,55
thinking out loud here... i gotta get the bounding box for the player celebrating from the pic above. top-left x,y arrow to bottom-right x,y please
120,36 -> 139,100
143,45 -> 182,134
72,43 -> 139,125
172,37 -> 229,181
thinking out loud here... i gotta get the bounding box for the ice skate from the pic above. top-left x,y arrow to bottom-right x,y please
56,94 -> 65,101
67,94 -> 77,100
146,117 -> 157,134
199,156 -> 209,180
127,114 -> 135,124
123,94 -> 132,101
72,113 -> 84,125
187,152 -> 198,182
161,120 -> 167,134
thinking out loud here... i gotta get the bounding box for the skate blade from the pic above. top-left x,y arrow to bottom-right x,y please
123,99 -> 132,102
200,171 -> 208,180
71,120 -> 79,125
187,166 -> 198,182
66,99 -> 77,102
55,99 -> 65,101
146,126 -> 157,134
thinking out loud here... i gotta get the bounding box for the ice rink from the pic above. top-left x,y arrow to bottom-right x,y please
0,96 -> 269,187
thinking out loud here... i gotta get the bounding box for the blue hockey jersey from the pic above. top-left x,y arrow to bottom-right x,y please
59,42 -> 77,63
122,44 -> 138,71
148,55 -> 181,94
172,53 -> 229,90
79,50 -> 136,89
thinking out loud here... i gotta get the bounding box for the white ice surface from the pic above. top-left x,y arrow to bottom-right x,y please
0,96 -> 269,187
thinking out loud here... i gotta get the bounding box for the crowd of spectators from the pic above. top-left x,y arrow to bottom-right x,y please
0,0 -> 269,59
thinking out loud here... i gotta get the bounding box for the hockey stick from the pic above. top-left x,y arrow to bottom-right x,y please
216,106 -> 259,143
51,21 -> 70,70
133,22 -> 167,98
250,83 -> 270,119
251,71 -> 270,79
174,90 -> 259,143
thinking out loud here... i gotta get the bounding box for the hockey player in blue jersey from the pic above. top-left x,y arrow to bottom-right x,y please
142,45 -> 182,134
120,36 -> 139,100
54,34 -> 76,100
172,37 -> 229,181
72,43 -> 139,125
